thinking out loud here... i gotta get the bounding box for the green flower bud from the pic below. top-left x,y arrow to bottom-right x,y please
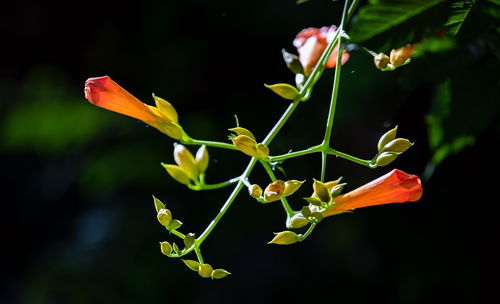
288,213 -> 309,229
375,151 -> 401,167
198,263 -> 214,278
211,269 -> 231,279
264,83 -> 299,100
381,138 -> 413,153
153,195 -> 166,213
264,180 -> 285,202
160,241 -> 173,256
268,231 -> 300,245
313,179 -> 331,203
374,53 -> 390,69
182,259 -> 200,271
162,164 -> 190,185
168,219 -> 183,230
377,126 -> 398,152
174,144 -> 199,180
195,145 -> 209,173
282,180 -> 305,197
183,233 -> 195,248
157,208 -> 173,227
249,184 -> 263,198
330,183 -> 347,198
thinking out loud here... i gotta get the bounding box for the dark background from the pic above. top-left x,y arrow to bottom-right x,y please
1,1 -> 499,303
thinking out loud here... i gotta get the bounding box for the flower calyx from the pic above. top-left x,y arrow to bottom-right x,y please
261,179 -> 305,203
229,127 -> 269,158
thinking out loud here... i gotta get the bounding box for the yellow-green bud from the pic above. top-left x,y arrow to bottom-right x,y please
157,208 -> 173,227
375,151 -> 400,167
330,183 -> 346,198
231,135 -> 259,157
282,180 -> 305,197
288,213 -> 309,229
268,231 -> 300,245
228,127 -> 256,141
381,138 -> 413,153
256,143 -> 270,158
182,259 -> 200,271
153,94 -> 179,123
249,184 -> 263,198
195,145 -> 209,173
377,126 -> 398,152
198,263 -> 214,278
183,233 -> 195,248
211,269 -> 231,279
168,219 -> 183,230
173,144 -> 199,180
153,195 -> 166,213
160,241 -> 173,255
313,179 -> 331,203
264,83 -> 299,100
264,180 -> 285,202
162,164 -> 190,185
374,53 -> 390,69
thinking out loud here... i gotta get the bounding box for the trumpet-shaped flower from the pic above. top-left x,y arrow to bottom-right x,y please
323,169 -> 422,217
293,25 -> 350,76
84,76 -> 182,139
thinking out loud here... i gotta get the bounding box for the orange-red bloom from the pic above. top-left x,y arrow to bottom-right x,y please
84,76 -> 182,139
293,25 -> 350,76
323,169 -> 422,217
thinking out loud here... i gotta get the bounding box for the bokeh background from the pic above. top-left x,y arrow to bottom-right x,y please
1,0 -> 499,303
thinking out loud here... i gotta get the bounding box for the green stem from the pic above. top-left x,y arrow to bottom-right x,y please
299,223 -> 316,242
169,229 -> 186,239
320,152 -> 327,182
268,145 -> 322,162
327,148 -> 372,167
194,246 -> 204,264
259,160 -> 295,218
183,137 -> 237,151
189,176 -> 240,191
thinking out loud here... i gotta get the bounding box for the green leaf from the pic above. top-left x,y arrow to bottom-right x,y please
350,0 -> 445,44
444,1 -> 476,36
264,83 -> 299,101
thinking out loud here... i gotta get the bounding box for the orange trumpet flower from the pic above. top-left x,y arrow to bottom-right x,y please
84,76 -> 182,139
323,169 -> 422,217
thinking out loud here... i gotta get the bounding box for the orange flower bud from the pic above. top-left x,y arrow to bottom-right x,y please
264,180 -> 286,202
323,169 -> 422,217
84,76 -> 182,139
293,25 -> 350,76
390,44 -> 414,67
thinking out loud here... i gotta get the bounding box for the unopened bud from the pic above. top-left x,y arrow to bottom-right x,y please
313,179 -> 331,203
264,180 -> 285,202
153,195 -> 166,213
228,127 -> 256,141
182,259 -> 200,271
162,163 -> 190,185
330,183 -> 347,198
198,263 -> 214,278
249,184 -> 263,198
256,143 -> 270,158
231,135 -> 259,157
174,144 -> 199,180
268,231 -> 300,245
168,219 -> 183,230
283,180 -> 305,196
288,213 -> 309,228
160,241 -> 173,255
377,126 -> 398,152
374,53 -> 390,69
264,83 -> 299,100
195,145 -> 209,173
157,208 -> 173,227
381,138 -> 413,153
183,233 -> 195,248
375,151 -> 400,167
211,268 -> 231,279
390,44 -> 414,67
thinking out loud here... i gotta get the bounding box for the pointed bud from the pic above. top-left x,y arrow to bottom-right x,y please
211,269 -> 231,279
168,219 -> 183,230
160,241 -> 173,255
153,195 -> 166,213
375,151 -> 401,167
152,94 -> 179,123
198,263 -> 214,278
173,144 -> 199,180
162,164 -> 191,185
381,138 -> 413,153
313,179 -> 331,203
172,242 -> 180,254
183,233 -> 195,248
268,231 -> 300,245
324,177 -> 343,192
390,44 -> 414,67
331,183 -> 347,198
374,53 -> 390,69
228,127 -> 256,141
231,135 -> 259,157
283,180 -> 305,197
288,213 -> 309,228
195,145 -> 209,173
249,184 -> 263,198
157,208 -> 173,227
282,49 -> 304,74
264,180 -> 286,202
182,259 -> 200,271
377,126 -> 398,152
264,83 -> 299,101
